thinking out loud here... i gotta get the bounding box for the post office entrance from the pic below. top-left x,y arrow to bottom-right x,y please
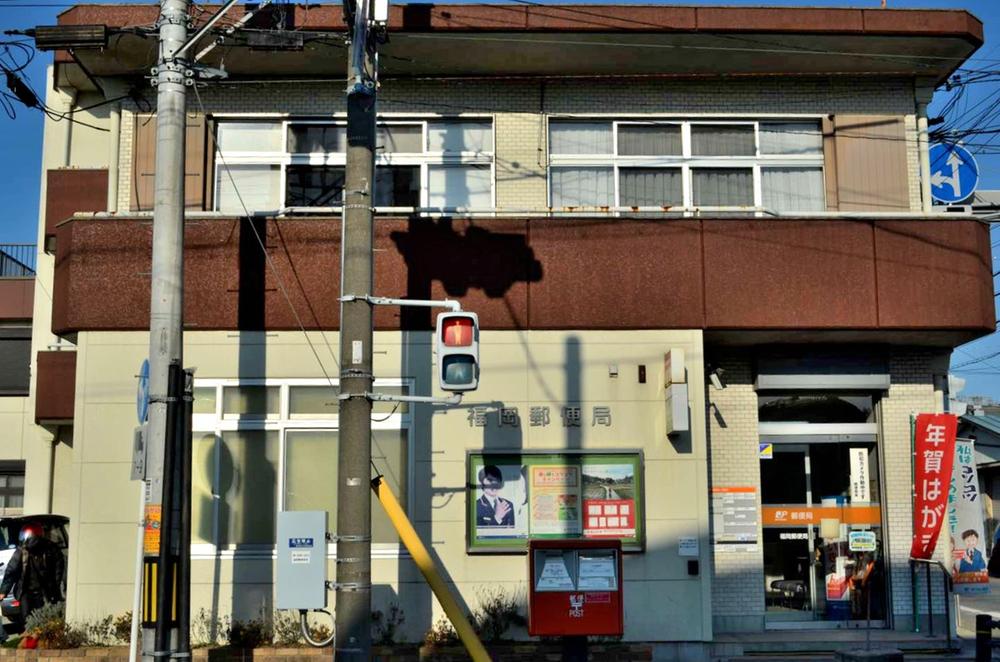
758,393 -> 887,629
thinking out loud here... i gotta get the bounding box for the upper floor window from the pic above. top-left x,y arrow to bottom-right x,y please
548,119 -> 824,213
214,118 -> 494,214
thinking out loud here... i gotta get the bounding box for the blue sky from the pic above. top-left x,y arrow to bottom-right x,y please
1,0 -> 998,399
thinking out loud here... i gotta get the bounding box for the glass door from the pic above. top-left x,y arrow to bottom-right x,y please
761,442 -> 886,628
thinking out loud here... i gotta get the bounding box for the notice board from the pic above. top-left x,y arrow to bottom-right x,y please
467,451 -> 644,553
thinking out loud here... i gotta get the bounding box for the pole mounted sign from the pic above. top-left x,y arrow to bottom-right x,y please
929,142 -> 979,204
137,359 -> 150,424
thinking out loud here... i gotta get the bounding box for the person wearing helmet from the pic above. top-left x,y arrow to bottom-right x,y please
0,523 -> 65,622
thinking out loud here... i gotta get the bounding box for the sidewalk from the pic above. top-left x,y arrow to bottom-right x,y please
955,577 -> 1000,636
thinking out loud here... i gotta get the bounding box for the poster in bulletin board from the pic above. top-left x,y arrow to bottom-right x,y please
467,451 -> 644,553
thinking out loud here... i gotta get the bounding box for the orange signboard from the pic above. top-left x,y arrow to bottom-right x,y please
143,504 -> 162,555
762,505 -> 881,527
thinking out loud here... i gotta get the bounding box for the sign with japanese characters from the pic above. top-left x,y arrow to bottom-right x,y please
948,438 -> 990,595
466,405 -> 613,429
711,487 -> 758,552
467,451 -> 644,553
909,413 -> 958,560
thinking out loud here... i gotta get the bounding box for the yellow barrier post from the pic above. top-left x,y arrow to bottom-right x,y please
371,476 -> 492,662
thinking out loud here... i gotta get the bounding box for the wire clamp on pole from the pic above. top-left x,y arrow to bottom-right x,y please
343,203 -> 374,211
335,557 -> 362,564
330,534 -> 371,543
331,582 -> 372,592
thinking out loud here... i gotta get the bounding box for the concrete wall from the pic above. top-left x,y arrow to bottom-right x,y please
65,329 -> 709,643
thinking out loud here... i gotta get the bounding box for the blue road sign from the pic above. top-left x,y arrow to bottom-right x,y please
137,359 -> 150,424
929,142 -> 979,204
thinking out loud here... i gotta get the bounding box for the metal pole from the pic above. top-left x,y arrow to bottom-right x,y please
926,562 -> 933,636
177,369 -> 194,657
976,613 -> 991,662
334,0 -> 375,658
155,362 -> 182,657
145,0 -> 188,656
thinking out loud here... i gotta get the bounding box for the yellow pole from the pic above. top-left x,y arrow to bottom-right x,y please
371,476 -> 492,662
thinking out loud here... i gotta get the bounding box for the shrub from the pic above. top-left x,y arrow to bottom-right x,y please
272,611 -> 302,647
192,607 -> 228,647
113,613 -> 133,645
226,617 -> 272,649
422,616 -> 459,648
371,603 -> 405,645
472,586 -> 525,642
24,602 -> 86,650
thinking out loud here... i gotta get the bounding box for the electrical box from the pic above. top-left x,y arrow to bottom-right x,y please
528,539 -> 624,637
276,511 -> 328,610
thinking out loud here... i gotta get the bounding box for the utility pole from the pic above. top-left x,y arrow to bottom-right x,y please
145,0 -> 189,658
335,0 -> 377,657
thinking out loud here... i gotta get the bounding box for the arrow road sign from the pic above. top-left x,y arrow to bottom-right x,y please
929,142 -> 979,204
137,358 -> 150,424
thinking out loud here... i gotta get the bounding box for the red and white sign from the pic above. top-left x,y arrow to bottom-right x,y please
910,413 -> 958,560
582,499 -> 636,537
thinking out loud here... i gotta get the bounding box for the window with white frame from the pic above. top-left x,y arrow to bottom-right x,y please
213,118 -> 494,214
191,380 -> 410,550
548,119 -> 825,212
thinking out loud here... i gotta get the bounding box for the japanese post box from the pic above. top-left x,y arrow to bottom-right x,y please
528,539 -> 624,637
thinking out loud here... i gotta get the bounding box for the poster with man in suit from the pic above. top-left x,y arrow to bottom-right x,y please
474,463 -> 527,539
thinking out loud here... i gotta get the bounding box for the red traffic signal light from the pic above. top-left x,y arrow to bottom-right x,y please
436,311 -> 479,392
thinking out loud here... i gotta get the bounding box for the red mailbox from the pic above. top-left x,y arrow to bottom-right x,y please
528,539 -> 624,637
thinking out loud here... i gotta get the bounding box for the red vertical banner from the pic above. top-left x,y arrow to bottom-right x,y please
910,413 -> 958,559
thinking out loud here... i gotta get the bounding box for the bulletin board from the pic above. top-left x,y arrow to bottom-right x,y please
466,450 -> 644,553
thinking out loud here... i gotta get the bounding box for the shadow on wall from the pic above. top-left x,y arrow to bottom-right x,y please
389,217 -> 544,639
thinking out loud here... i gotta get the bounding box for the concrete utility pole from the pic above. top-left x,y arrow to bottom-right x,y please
145,0 -> 189,658
335,0 -> 377,658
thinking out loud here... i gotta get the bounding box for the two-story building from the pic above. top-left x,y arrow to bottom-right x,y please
9,2 -> 996,656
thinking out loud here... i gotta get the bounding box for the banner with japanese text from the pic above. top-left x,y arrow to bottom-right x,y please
949,438 -> 990,594
910,413 -> 958,559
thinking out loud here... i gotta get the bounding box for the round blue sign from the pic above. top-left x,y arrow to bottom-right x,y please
929,142 -> 979,204
137,359 -> 150,424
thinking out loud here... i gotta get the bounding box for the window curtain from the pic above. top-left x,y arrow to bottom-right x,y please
216,122 -> 283,152
428,165 -> 492,208
691,125 -> 755,156
550,167 -> 613,207
549,122 -> 613,154
692,168 -> 753,206
217,164 -> 281,213
618,125 -> 682,156
619,168 -> 682,207
759,122 -> 823,155
428,121 -> 493,153
762,168 -> 825,212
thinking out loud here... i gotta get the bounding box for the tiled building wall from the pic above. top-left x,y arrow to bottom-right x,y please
882,349 -> 951,629
705,355 -> 765,633
117,76 -> 920,212
707,349 -> 950,633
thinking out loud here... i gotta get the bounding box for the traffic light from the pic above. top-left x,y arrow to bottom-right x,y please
436,311 -> 479,392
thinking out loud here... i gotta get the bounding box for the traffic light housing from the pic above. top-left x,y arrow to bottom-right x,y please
436,311 -> 479,392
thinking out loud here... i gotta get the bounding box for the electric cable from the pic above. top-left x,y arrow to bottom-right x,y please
192,83 -> 343,384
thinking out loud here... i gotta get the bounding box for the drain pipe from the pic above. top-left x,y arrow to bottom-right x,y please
62,89 -> 78,167
107,99 -> 121,212
916,81 -> 934,213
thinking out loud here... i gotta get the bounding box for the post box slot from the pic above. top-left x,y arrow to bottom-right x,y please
577,550 -> 618,591
534,550 -> 577,591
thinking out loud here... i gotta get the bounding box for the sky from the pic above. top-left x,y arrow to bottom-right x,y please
1,0 -> 999,400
